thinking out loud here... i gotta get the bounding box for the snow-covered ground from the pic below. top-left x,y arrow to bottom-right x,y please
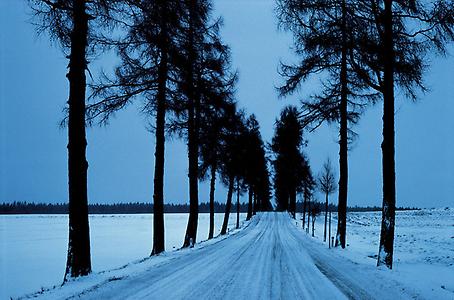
2,209 -> 453,299
296,208 -> 454,299
11,211 -> 451,300
0,213 -> 245,299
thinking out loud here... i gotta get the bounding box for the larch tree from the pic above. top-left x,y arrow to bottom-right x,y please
29,0 -> 119,280
249,125 -> 273,214
350,0 -> 454,268
277,0 -> 453,259
271,106 -> 311,218
198,87 -> 237,239
199,103 -> 232,239
276,0 -> 372,248
219,109 -> 246,235
196,13 -> 236,239
255,149 -> 273,213
300,152 -> 314,230
235,178 -> 242,229
87,0 -> 185,255
180,0 -> 206,248
174,0 -> 232,247
243,115 -> 266,221
318,158 -> 337,242
220,112 -> 271,227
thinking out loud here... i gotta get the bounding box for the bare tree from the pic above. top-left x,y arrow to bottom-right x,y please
318,158 -> 337,243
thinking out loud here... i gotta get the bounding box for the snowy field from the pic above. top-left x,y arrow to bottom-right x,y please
296,208 -> 454,299
0,213 -> 245,299
1,209 -> 453,299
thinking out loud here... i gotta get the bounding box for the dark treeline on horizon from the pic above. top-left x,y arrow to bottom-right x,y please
0,201 -> 419,215
0,202 -> 252,215
294,202 -> 419,213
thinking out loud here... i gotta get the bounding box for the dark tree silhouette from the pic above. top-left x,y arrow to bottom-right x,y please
87,0 -> 184,255
276,0 -> 378,249
235,179 -> 242,229
301,160 -> 314,230
271,106 -> 310,218
242,115 -> 269,220
217,112 -> 271,231
251,143 -> 273,213
278,0 -> 452,266
199,99 -> 237,239
350,0 -> 454,268
29,0 -> 117,280
196,23 -> 237,239
311,204 -> 321,237
219,110 -> 247,235
256,167 -> 273,212
199,111 -> 224,239
247,187 -> 253,220
174,0 -> 235,247
179,0 -> 205,248
318,158 -> 337,243
220,176 -> 235,235
63,0 -> 91,279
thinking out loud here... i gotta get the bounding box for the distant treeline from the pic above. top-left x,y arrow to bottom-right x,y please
1,201 -> 419,214
295,201 -> 419,213
0,201 -> 250,214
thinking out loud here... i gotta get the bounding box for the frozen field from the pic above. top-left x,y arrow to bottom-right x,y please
1,209 -> 453,299
0,213 -> 245,299
296,208 -> 454,298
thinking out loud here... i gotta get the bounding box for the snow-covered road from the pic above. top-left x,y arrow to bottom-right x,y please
30,212 -> 416,300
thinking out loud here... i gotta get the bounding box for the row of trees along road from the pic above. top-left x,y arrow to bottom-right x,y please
271,106 -> 314,221
270,107 -> 334,242
276,0 -> 454,268
29,0 -> 272,281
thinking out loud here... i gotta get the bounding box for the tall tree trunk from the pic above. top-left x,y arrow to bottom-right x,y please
220,176 -> 235,235
151,20 -> 168,255
312,215 -> 315,237
335,0 -> 348,249
183,95 -> 199,248
246,186 -> 253,221
208,164 -> 216,239
252,191 -> 257,215
64,0 -> 91,281
329,211 -> 332,248
324,193 -> 328,242
306,200 -> 311,232
236,179 -> 240,229
377,0 -> 396,269
289,188 -> 296,219
302,191 -> 307,229
183,0 -> 199,248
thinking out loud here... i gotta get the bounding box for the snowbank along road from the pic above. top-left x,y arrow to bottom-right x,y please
28,212 -> 418,300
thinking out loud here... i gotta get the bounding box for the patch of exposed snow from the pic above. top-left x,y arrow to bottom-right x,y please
295,208 -> 454,299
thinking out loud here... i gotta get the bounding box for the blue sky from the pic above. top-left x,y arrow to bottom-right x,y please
1,0 -> 453,208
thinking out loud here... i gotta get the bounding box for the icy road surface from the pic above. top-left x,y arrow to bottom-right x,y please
29,212 -> 416,300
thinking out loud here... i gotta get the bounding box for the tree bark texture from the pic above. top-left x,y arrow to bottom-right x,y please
64,0 -> 91,281
221,176 -> 235,235
377,0 -> 396,269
